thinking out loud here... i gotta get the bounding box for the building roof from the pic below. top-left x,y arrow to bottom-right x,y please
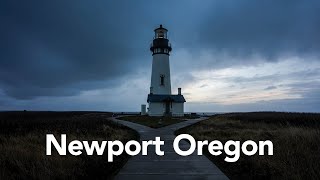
154,24 -> 168,31
147,94 -> 186,103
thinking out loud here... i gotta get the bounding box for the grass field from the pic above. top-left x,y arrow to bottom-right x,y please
117,115 -> 186,128
0,111 -> 139,180
176,112 -> 320,179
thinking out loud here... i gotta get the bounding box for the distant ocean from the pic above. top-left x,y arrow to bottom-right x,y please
112,112 -> 226,116
186,112 -> 224,116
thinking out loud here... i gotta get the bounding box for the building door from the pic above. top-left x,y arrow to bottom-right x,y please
165,102 -> 171,115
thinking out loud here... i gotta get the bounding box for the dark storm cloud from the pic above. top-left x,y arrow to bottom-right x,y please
0,0 -> 153,99
199,0 -> 320,59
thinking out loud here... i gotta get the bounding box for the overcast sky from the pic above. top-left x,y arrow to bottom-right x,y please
1,0 -> 320,112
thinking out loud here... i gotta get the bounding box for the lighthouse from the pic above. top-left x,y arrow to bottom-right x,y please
147,25 -> 185,117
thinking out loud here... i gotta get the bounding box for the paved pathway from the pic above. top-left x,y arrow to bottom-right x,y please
111,116 -> 229,180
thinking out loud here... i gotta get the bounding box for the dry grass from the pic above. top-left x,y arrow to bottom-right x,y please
176,112 -> 320,180
117,115 -> 186,128
0,111 -> 139,180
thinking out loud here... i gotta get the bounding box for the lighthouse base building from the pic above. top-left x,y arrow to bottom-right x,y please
147,90 -> 186,117
147,25 -> 185,117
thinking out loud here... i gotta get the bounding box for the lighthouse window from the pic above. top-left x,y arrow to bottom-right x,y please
158,31 -> 164,38
159,31 -> 164,38
160,75 -> 165,86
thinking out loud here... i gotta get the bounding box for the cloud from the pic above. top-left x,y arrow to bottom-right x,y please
0,1 -> 151,99
264,86 -> 277,90
0,71 -> 150,111
182,57 -> 320,106
198,0 -> 320,60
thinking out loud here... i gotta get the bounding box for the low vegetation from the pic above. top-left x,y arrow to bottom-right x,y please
176,112 -> 320,179
117,115 -> 186,128
0,111 -> 139,180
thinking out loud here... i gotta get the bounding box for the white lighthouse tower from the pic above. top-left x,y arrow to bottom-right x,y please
147,25 -> 185,117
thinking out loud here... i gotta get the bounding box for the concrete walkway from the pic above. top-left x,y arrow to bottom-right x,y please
111,117 -> 229,180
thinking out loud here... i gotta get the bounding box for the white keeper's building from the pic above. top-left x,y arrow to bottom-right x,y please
147,25 -> 185,117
